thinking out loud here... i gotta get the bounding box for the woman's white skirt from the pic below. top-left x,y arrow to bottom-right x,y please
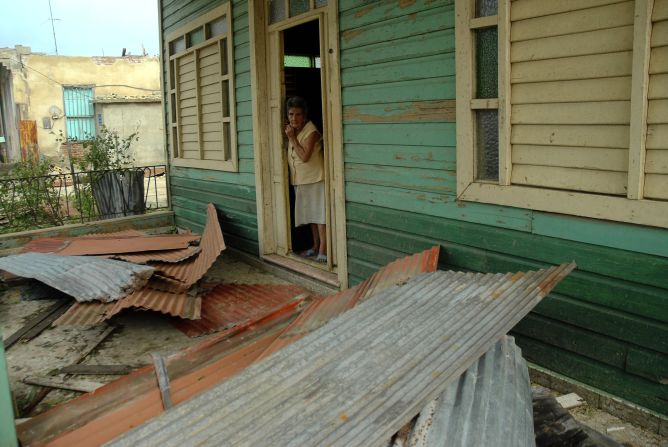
294,181 -> 325,226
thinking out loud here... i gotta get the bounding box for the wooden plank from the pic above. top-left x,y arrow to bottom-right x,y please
649,45 -> 668,74
511,25 -> 633,63
649,73 -> 668,99
345,182 -> 532,231
342,53 -> 454,87
511,124 -> 630,148
345,163 -> 455,194
342,76 -> 456,105
647,123 -> 668,149
511,101 -> 630,125
625,347 -> 668,383
654,0 -> 668,21
511,0 -> 627,21
57,364 -> 142,375
170,176 -> 256,202
23,376 -> 104,393
644,173 -> 668,199
512,77 -> 631,104
4,301 -> 71,349
343,100 -> 455,124
343,122 -> 456,146
651,19 -> 668,47
511,51 -> 633,83
341,0 -> 451,30
648,99 -> 668,123
510,1 -> 634,42
645,149 -> 668,173
514,336 -> 666,414
171,184 -> 257,213
627,0 -> 654,200
341,29 -> 454,68
344,143 -> 455,170
512,145 -> 628,171
171,195 -> 257,227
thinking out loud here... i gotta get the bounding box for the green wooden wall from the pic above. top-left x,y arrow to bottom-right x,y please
339,0 -> 668,415
161,0 -> 259,255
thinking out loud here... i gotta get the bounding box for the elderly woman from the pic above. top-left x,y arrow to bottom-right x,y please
284,96 -> 326,263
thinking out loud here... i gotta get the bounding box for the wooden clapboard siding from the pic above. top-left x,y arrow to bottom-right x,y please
161,0 -> 257,254
510,1 -> 634,198
644,12 -> 668,200
340,0 -> 667,415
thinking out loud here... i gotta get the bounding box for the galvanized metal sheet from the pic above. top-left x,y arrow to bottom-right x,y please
110,263 -> 575,447
407,336 -> 534,447
174,284 -> 307,337
256,246 -> 440,361
151,204 -> 226,286
0,253 -> 154,303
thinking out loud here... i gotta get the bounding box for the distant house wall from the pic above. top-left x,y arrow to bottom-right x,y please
95,100 -> 166,166
0,48 -> 161,162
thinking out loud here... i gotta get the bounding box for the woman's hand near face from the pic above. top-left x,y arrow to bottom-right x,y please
285,124 -> 296,140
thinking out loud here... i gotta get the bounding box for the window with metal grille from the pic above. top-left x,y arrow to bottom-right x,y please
63,87 -> 95,140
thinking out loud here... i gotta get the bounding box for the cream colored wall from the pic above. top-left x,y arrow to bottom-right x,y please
17,54 -> 160,158
96,101 -> 166,166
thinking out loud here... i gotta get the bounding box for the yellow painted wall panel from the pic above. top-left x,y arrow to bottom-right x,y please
511,1 -> 633,42
511,26 -> 633,63
511,77 -> 631,104
512,145 -> 628,171
653,0 -> 668,22
651,20 -> 668,47
645,150 -> 668,174
511,124 -> 630,149
648,73 -> 668,99
644,174 -> 668,199
649,45 -> 668,74
646,124 -> 668,149
648,99 -> 668,124
511,165 -> 627,195
511,101 -> 630,125
511,52 -> 632,83
511,0 -> 627,21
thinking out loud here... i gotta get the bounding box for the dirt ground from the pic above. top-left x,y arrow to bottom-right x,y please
1,252 -> 666,446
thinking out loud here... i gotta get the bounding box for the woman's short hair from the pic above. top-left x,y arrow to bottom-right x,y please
286,96 -> 308,117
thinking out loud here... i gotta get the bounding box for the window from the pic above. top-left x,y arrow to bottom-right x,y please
268,0 -> 327,24
284,55 -> 320,68
63,87 -> 95,140
167,4 -> 237,171
455,0 -> 668,228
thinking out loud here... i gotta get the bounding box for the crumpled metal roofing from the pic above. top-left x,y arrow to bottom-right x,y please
111,246 -> 201,264
109,263 -> 574,446
56,234 -> 200,256
407,336 -> 534,447
174,284 -> 307,337
150,204 -> 226,286
0,253 -> 154,302
256,246 -> 440,361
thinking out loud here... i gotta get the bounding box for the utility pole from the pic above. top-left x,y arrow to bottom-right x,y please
48,0 -> 59,55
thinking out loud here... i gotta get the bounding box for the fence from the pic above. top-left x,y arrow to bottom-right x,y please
0,165 -> 168,234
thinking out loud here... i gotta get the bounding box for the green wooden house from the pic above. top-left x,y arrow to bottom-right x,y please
159,0 -> 668,416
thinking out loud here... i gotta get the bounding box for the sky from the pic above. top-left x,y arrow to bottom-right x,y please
0,0 -> 160,57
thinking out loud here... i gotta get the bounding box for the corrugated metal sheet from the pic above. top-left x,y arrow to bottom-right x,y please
406,336 -> 534,447
174,284 -> 307,337
56,234 -> 200,256
151,204 -> 226,286
112,246 -> 201,264
109,263 -> 575,447
54,287 -> 200,326
256,246 -> 440,360
19,237 -> 70,253
0,253 -> 154,303
17,299 -> 303,447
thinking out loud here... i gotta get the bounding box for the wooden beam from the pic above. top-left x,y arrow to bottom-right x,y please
627,0 -> 654,199
4,300 -> 70,350
23,376 -> 104,394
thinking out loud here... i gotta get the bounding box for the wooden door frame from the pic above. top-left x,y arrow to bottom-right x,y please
249,0 -> 348,288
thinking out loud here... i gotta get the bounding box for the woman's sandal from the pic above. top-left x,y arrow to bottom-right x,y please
300,248 -> 317,258
316,254 -> 327,264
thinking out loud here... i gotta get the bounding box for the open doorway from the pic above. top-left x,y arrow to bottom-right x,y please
282,20 -> 325,259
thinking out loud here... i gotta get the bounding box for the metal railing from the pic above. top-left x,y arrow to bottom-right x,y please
0,165 -> 168,234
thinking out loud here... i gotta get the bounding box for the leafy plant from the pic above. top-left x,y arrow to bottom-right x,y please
77,126 -> 138,172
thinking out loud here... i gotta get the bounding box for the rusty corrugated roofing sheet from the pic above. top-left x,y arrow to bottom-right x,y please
150,204 -> 226,286
17,298 -> 304,447
0,253 -> 154,302
56,234 -> 200,256
111,246 -> 201,264
407,336 -> 534,447
19,231 -> 147,254
174,284 -> 308,337
54,286 -> 200,325
110,263 -> 575,446
256,246 -> 440,360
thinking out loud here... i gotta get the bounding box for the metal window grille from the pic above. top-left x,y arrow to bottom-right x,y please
63,87 -> 95,140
